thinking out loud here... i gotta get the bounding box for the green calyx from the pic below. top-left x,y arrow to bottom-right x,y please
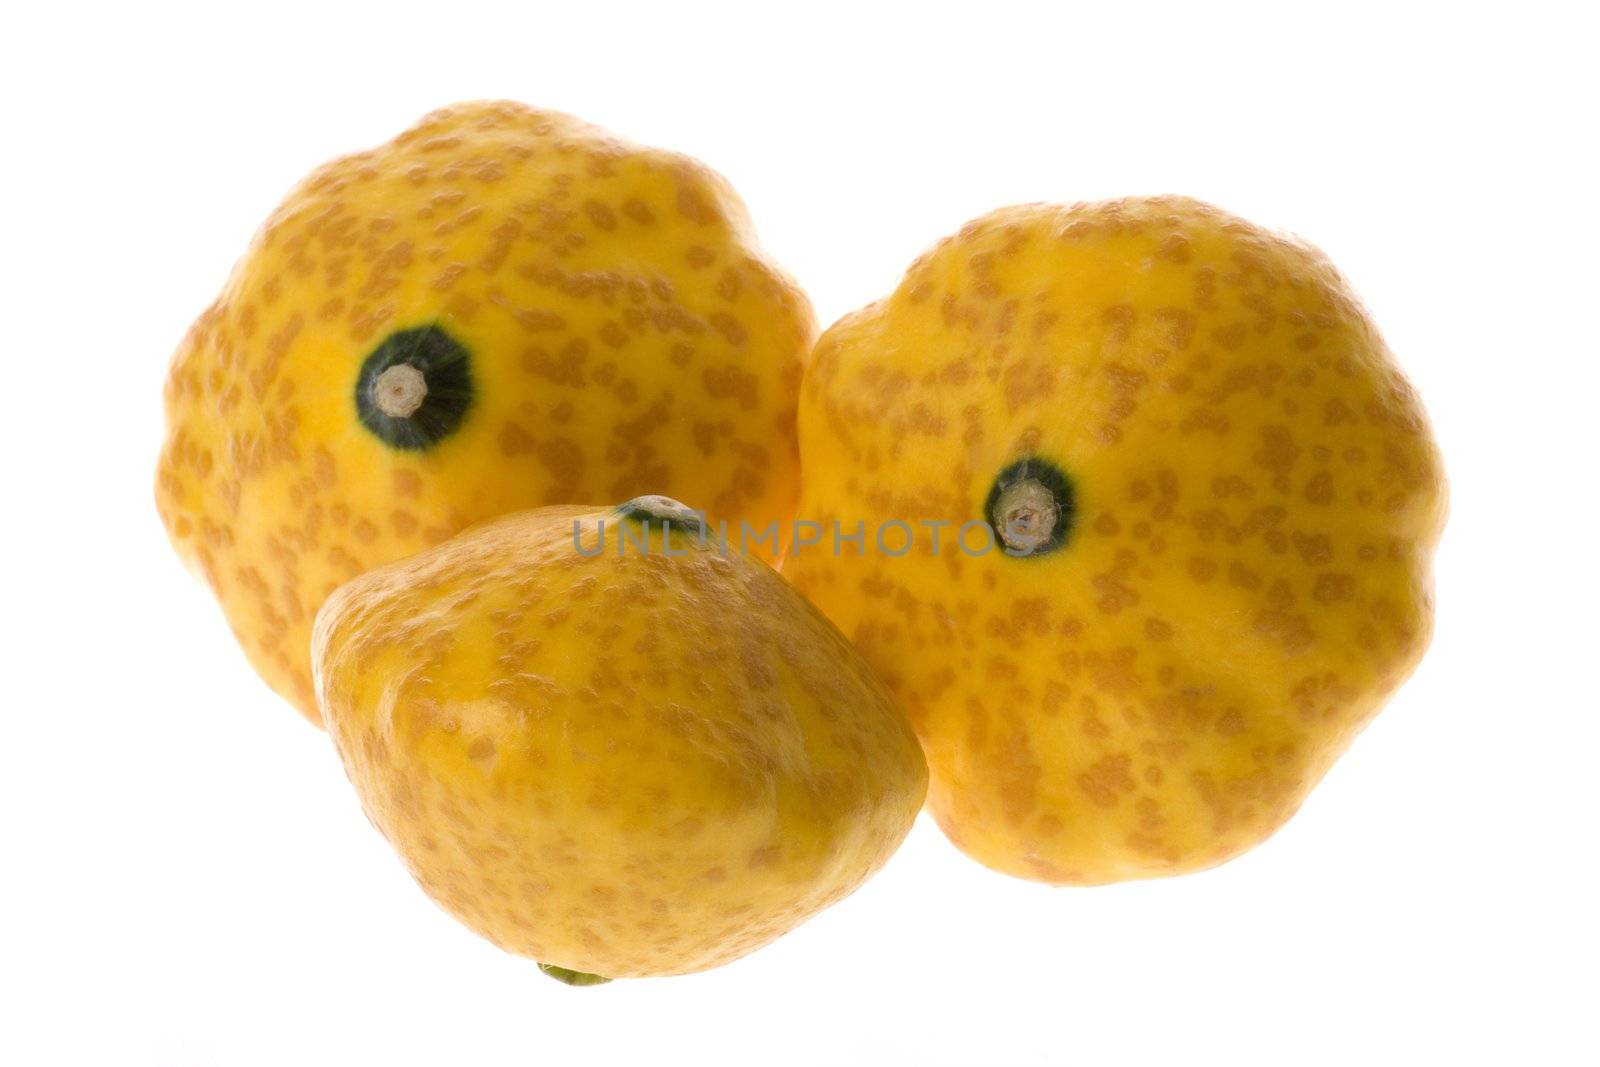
355,323 -> 474,451
538,963 -> 613,987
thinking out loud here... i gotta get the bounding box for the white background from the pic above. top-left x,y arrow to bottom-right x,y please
4,2 -> 1596,1064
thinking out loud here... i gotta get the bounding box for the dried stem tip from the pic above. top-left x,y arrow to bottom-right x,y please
372,363 -> 428,419
995,478 -> 1059,555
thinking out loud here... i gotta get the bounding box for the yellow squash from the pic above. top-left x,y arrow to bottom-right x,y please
786,197 -> 1446,884
312,497 -> 927,978
157,102 -> 814,723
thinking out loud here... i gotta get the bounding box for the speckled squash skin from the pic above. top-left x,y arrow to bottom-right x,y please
311,500 -> 927,978
157,102 -> 815,723
786,198 -> 1446,885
